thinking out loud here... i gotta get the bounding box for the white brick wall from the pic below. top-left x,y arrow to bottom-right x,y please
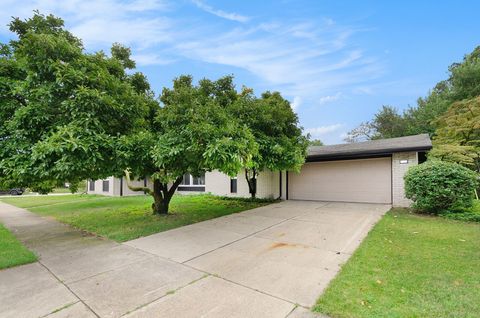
392,152 -> 418,207
86,177 -> 115,196
205,170 -> 279,199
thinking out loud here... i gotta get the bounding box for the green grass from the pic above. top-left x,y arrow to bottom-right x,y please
1,194 -> 272,242
314,208 -> 480,318
0,223 -> 37,269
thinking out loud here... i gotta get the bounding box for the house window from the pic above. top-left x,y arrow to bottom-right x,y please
179,173 -> 206,192
181,173 -> 190,185
230,178 -> 237,193
102,180 -> 109,192
192,174 -> 205,185
89,180 -> 95,191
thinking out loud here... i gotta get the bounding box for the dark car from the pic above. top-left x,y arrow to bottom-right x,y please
0,188 -> 24,195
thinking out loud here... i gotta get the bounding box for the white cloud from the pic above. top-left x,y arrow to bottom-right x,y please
305,124 -> 344,139
0,0 -> 171,50
291,96 -> 302,110
0,0 -> 386,111
191,0 -> 249,23
318,92 -> 342,105
175,21 -> 384,106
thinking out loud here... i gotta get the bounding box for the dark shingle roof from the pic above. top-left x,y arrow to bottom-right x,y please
308,134 -> 432,160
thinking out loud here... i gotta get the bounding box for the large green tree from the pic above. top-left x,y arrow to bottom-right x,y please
119,76 -> 257,214
430,97 -> 480,171
0,12 -> 151,191
344,106 -> 406,142
230,90 -> 308,198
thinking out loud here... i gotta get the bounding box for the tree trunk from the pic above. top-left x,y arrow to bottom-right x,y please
124,170 -> 183,215
151,177 -> 183,215
245,168 -> 257,198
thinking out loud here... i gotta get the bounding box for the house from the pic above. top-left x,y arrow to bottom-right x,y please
87,134 -> 432,207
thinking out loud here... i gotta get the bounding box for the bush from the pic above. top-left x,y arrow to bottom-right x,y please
404,160 -> 478,214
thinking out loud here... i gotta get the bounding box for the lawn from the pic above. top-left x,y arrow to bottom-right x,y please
1,194 -> 272,242
314,208 -> 480,318
0,223 -> 37,269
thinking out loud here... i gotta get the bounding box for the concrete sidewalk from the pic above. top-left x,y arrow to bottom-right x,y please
0,200 -> 389,317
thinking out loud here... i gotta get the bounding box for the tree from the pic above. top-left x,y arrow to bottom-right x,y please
430,97 -> 480,171
118,76 -> 258,214
344,106 -> 406,142
230,90 -> 308,198
308,139 -> 324,146
343,122 -> 376,143
0,12 -> 151,191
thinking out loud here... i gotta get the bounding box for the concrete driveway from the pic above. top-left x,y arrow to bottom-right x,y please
0,200 -> 389,318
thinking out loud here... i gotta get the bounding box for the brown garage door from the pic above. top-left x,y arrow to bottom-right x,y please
288,157 -> 392,204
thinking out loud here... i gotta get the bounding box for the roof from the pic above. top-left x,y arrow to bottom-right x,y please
307,134 -> 432,161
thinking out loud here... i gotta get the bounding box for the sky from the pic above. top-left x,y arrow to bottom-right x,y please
0,0 -> 479,144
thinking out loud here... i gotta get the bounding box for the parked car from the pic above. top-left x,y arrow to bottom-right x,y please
0,188 -> 24,195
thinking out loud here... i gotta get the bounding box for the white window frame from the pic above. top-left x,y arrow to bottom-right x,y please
180,173 -> 205,187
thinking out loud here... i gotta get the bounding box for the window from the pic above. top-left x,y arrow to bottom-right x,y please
181,173 -> 205,185
181,173 -> 190,185
230,178 -> 237,193
192,174 -> 205,185
178,173 -> 206,192
89,180 -> 95,191
102,180 -> 109,192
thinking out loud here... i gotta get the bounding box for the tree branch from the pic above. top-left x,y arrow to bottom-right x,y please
124,170 -> 152,195
167,176 -> 183,198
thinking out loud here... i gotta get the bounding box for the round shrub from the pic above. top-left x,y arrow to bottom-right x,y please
404,160 -> 478,214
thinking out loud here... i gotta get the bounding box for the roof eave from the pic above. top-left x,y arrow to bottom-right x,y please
306,145 -> 432,162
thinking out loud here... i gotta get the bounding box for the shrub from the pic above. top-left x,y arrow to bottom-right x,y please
404,160 -> 478,214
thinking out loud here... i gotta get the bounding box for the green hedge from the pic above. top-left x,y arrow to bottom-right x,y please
404,160 -> 478,214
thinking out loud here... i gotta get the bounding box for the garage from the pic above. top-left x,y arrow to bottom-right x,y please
285,134 -> 433,205
288,157 -> 392,203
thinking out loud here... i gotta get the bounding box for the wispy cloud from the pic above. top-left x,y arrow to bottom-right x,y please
319,92 -> 342,104
0,0 -> 171,50
0,0 -> 386,138
191,0 -> 249,23
175,20 -> 384,109
305,124 -> 344,139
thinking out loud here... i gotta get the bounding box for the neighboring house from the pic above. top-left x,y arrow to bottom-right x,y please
87,134 -> 432,207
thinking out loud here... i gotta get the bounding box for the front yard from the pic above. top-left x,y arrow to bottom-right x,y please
0,223 -> 37,269
314,207 -> 480,318
0,194 -> 271,242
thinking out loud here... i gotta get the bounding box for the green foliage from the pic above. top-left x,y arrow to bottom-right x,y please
308,139 -> 324,146
344,106 -> 407,142
430,97 -> 480,170
404,160 -> 478,214
29,180 -> 58,194
0,12 -> 307,213
0,12 -> 151,189
442,200 -> 480,222
229,89 -> 308,196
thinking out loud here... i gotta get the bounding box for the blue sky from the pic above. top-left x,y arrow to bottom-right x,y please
1,0 -> 479,144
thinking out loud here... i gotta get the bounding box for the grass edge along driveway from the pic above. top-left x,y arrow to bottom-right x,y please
1,194 -> 273,242
314,208 -> 480,318
0,223 -> 37,269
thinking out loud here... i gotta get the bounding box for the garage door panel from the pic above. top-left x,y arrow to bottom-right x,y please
289,158 -> 391,204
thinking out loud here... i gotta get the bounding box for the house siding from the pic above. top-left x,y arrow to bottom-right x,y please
205,170 -> 279,199
392,151 -> 418,207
